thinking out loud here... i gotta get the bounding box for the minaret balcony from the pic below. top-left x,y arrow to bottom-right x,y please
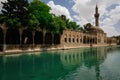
94,13 -> 99,17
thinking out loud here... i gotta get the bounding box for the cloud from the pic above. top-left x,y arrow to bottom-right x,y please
72,0 -> 120,36
101,5 -> 120,36
0,0 -> 7,11
47,1 -> 73,20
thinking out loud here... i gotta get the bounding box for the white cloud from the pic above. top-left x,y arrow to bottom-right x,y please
47,1 -> 73,20
0,0 -> 7,11
72,0 -> 120,36
73,15 -> 89,26
101,5 -> 120,36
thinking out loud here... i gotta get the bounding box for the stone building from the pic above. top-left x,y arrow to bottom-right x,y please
0,5 -> 118,52
60,5 -> 107,47
107,37 -> 118,45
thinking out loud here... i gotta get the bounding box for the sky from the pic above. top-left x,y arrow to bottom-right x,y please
0,0 -> 120,37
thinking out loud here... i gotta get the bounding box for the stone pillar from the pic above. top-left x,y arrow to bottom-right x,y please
88,37 -> 90,44
52,33 -> 54,45
81,33 -> 83,44
43,29 -> 46,45
3,29 -> 7,51
19,28 -> 23,47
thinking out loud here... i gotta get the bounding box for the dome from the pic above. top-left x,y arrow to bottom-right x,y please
89,26 -> 104,33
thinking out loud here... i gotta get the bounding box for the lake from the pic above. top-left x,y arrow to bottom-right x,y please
0,46 -> 120,80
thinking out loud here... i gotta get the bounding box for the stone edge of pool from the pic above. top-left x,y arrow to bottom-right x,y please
0,44 -> 118,55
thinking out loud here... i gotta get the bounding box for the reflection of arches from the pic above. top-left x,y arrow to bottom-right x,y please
60,50 -> 83,69
34,31 -> 43,44
45,32 -> 52,44
54,34 -> 60,44
0,28 -> 3,51
6,29 -> 20,44
22,29 -> 32,44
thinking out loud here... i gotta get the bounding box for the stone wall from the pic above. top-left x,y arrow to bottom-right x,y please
60,30 -> 108,48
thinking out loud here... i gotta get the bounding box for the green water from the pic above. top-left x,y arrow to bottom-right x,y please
0,46 -> 120,80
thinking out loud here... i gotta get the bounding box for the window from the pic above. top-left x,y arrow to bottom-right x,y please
65,38 -> 67,43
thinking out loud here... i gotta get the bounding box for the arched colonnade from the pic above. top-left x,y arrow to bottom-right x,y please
0,27 -> 61,51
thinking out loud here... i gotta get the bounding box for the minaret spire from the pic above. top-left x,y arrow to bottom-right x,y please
94,4 -> 99,27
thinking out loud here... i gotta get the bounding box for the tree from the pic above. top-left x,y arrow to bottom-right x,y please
29,0 -> 51,29
1,0 -> 29,28
68,21 -> 79,30
28,13 -> 39,31
84,23 -> 92,30
49,14 -> 67,34
0,14 -> 6,24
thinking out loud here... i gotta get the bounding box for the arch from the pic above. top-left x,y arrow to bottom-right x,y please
87,37 -> 90,44
45,32 -> 52,44
0,28 -> 3,51
76,38 -> 79,43
95,37 -> 97,44
54,33 -> 60,44
34,31 -> 43,44
22,29 -> 32,44
6,29 -> 20,44
80,38 -> 82,43
83,36 -> 86,44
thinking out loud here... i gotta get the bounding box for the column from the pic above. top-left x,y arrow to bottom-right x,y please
32,31 -> 35,48
3,28 -> 7,51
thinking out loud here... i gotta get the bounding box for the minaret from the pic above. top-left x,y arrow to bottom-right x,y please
94,5 -> 99,27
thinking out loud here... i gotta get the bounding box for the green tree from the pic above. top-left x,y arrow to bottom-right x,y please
59,15 -> 80,31
49,14 -> 66,34
68,21 -> 79,30
6,18 -> 21,29
1,0 -> 29,28
0,14 -> 6,24
28,13 -> 39,31
29,0 -> 51,29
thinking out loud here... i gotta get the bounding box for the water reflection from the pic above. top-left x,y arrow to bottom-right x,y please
60,47 -> 107,80
0,46 -> 119,80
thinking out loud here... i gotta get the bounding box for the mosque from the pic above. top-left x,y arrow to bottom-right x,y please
0,5 -> 118,52
60,5 -> 117,48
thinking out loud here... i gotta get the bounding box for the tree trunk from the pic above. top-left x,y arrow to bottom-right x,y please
19,28 -> 23,47
3,29 -> 7,51
32,31 -> 35,48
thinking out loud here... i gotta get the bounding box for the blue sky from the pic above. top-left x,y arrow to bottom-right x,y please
0,0 -> 120,37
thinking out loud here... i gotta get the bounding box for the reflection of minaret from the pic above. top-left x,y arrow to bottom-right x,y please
94,5 -> 99,27
95,63 -> 101,80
